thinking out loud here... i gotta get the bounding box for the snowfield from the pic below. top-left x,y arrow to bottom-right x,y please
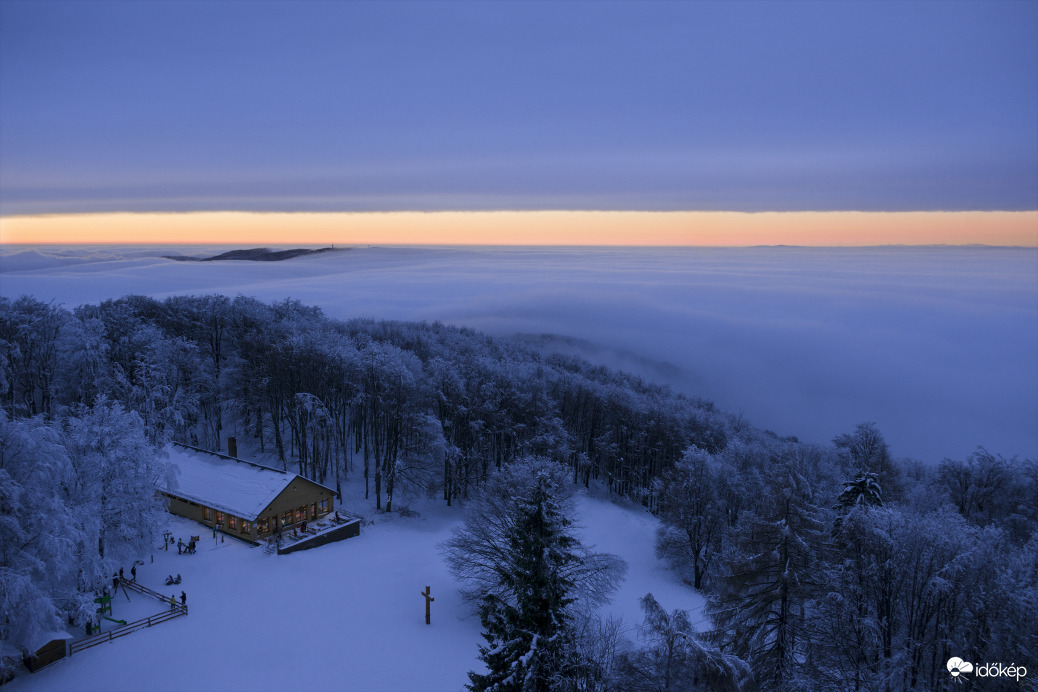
5,475 -> 704,692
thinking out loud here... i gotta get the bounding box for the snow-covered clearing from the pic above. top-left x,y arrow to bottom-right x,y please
6,475 -> 703,692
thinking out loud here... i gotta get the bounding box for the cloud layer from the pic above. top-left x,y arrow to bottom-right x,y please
2,2 -> 1036,214
2,244 -> 1035,463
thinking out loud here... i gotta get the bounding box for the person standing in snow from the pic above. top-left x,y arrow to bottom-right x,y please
119,567 -> 124,580
131,565 -> 137,581
177,538 -> 183,554
180,591 -> 186,606
169,595 -> 176,610
112,574 -> 119,594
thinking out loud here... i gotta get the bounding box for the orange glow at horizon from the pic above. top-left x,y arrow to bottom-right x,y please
1,210 -> 1036,247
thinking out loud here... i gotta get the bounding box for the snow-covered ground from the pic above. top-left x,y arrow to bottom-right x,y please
2,244 -> 1035,462
5,473 -> 702,692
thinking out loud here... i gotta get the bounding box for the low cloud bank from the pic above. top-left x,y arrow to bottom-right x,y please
2,245 -> 1035,462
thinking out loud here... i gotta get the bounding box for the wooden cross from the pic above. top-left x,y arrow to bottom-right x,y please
421,585 -> 435,625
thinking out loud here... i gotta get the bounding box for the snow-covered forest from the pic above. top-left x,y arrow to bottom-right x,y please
2,292 -> 1036,690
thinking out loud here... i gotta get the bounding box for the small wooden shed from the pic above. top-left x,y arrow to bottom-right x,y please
22,631 -> 73,673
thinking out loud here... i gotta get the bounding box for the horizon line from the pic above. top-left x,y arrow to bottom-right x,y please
2,210 -> 1036,247
4,243 -> 1036,251
5,208 -> 1038,218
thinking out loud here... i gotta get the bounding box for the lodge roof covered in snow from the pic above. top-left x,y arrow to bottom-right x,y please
158,443 -> 326,521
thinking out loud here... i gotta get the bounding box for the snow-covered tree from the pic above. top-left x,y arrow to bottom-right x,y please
565,607 -> 626,692
0,413 -> 78,656
61,398 -> 168,589
831,471 -> 883,535
467,464 -> 579,691
833,423 -> 901,503
616,593 -> 747,692
442,457 -> 626,609
836,472 -> 883,511
127,326 -> 202,445
809,504 -> 894,690
655,447 -> 726,590
707,448 -> 826,690
0,296 -> 68,418
441,458 -> 625,691
935,448 -> 1036,539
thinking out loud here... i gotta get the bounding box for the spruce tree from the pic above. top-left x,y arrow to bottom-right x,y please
468,470 -> 579,692
836,472 -> 883,511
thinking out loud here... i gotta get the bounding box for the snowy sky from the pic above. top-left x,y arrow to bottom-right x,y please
1,0 -> 1036,244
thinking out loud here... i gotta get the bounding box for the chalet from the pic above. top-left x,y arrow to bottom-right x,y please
157,442 -> 335,544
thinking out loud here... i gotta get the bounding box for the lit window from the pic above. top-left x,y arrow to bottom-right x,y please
296,507 -> 306,521
229,515 -> 237,530
319,499 -> 329,514
258,518 -> 269,534
215,511 -> 225,525
241,521 -> 250,534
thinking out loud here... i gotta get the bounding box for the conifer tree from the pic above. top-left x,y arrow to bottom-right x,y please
468,468 -> 579,692
832,471 -> 883,534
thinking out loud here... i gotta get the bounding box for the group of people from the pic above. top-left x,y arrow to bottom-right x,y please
162,534 -> 197,554
98,553 -> 190,619
111,565 -> 138,593
174,536 -> 197,554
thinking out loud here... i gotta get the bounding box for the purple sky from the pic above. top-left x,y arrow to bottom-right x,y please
1,0 -> 1036,215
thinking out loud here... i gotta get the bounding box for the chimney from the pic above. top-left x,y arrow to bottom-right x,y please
227,437 -> 238,458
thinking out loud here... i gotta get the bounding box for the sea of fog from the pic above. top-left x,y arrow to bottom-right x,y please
1,244 -> 1035,464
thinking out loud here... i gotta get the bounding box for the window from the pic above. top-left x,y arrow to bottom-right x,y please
319,499 -> 329,514
296,507 -> 306,522
258,518 -> 269,534
241,521 -> 250,534
203,508 -> 213,522
281,511 -> 291,528
229,515 -> 237,530
215,511 -> 225,526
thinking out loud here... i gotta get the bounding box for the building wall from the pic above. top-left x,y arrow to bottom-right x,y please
164,494 -> 207,524
255,479 -> 334,541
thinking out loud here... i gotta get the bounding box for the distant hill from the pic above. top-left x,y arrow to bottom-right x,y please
164,247 -> 346,262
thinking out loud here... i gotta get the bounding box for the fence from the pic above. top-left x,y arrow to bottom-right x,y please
120,577 -> 178,604
68,578 -> 187,656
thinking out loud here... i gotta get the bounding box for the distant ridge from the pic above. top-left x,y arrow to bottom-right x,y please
164,247 -> 346,262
